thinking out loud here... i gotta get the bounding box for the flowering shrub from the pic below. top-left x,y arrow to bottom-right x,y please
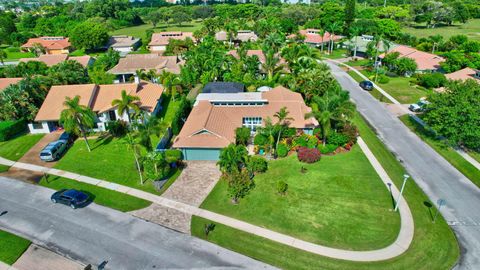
319,144 -> 338,154
297,147 -> 321,163
293,134 -> 318,149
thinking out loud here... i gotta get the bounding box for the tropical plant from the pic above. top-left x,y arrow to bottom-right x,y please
235,127 -> 251,146
111,90 -> 140,124
136,116 -> 165,151
0,50 -> 6,64
217,143 -> 248,174
60,96 -> 95,152
246,156 -> 268,174
124,133 -> 144,184
158,70 -> 181,101
273,107 -> 293,157
224,168 -> 254,204
276,180 -> 288,195
297,146 -> 321,163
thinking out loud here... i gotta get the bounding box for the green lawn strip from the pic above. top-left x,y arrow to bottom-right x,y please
345,59 -> 370,67
191,114 -> 459,270
468,151 -> 480,163
111,21 -> 203,41
321,49 -> 349,59
346,70 -> 386,102
404,19 -> 480,41
0,165 -> 9,173
4,50 -> 35,61
0,133 -> 44,161
0,230 -> 31,265
158,94 -> 182,124
399,115 -> 480,187
359,70 -> 427,104
39,175 -> 151,212
201,145 -> 400,250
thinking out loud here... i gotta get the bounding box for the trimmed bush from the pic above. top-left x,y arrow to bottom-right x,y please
327,132 -> 350,147
297,147 -> 321,163
377,74 -> 390,84
254,133 -> 268,146
106,120 -> 127,137
276,180 -> 288,195
0,119 -> 26,141
319,144 -> 338,154
247,156 -> 268,173
277,143 -> 289,157
417,73 -> 447,89
340,123 -> 358,144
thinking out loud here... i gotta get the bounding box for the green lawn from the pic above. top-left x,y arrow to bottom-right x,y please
111,21 -> 203,41
158,94 -> 182,124
39,175 -> 151,212
404,19 -> 480,41
469,151 -> 480,163
399,115 -> 480,187
322,48 -> 349,59
0,230 -> 30,265
3,50 -> 35,61
0,134 -> 44,161
191,114 -> 459,270
201,145 -> 400,250
55,136 -> 180,194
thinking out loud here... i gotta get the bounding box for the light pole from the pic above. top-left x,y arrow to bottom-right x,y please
433,199 -> 446,223
394,174 -> 409,212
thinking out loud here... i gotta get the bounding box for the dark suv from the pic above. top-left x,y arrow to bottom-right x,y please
51,189 -> 89,209
359,80 -> 374,91
58,132 -> 77,146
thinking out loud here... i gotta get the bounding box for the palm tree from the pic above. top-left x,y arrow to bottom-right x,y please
111,90 -> 140,124
217,144 -> 248,174
136,116 -> 165,151
60,96 -> 95,152
349,26 -> 361,58
158,71 -> 181,101
274,107 -> 293,157
264,33 -> 285,54
327,22 -> 341,54
0,50 -> 6,64
429,35 -> 443,54
225,21 -> 238,48
124,133 -> 144,184
257,117 -> 277,154
317,28 -> 326,54
261,47 -> 283,83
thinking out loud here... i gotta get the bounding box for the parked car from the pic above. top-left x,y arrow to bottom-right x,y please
39,141 -> 67,162
51,189 -> 89,209
359,80 -> 374,91
58,132 -> 77,146
409,99 -> 430,112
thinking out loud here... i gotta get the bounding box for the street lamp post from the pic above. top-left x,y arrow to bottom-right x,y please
394,174 -> 410,212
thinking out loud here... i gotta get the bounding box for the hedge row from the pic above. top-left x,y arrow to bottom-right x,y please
0,119 -> 27,141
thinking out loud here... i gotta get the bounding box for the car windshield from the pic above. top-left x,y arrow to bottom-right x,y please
40,152 -> 51,157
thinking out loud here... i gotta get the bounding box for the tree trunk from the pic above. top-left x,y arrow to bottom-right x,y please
275,128 -> 282,159
78,123 -> 91,152
353,36 -> 358,58
133,151 -> 144,185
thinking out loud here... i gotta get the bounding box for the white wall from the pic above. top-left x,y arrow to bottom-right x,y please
28,122 -> 53,134
149,45 -> 166,52
112,46 -> 133,53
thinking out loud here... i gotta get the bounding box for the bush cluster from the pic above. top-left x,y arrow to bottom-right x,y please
297,147 -> 321,163
417,73 -> 447,89
106,120 -> 128,137
0,119 -> 26,141
319,144 -> 338,154
294,134 -> 318,149
327,132 -> 350,147
276,180 -> 288,195
247,156 -> 268,173
277,143 -> 289,157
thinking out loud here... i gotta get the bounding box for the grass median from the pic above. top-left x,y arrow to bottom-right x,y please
0,230 -> 30,265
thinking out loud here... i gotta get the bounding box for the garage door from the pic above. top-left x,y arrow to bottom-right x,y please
182,148 -> 221,161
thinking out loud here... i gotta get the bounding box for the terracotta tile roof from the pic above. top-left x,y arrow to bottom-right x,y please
380,45 -> 445,70
20,54 -> 68,67
108,35 -> 141,48
173,86 -> 318,149
35,81 -> 164,122
445,67 -> 480,81
108,54 -> 182,75
0,78 -> 22,92
21,36 -> 71,50
35,84 -> 97,121
149,32 -> 194,47
215,30 -> 258,42
291,29 -> 343,44
68,55 -> 93,67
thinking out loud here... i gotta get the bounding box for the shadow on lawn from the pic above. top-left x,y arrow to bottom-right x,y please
91,134 -> 114,150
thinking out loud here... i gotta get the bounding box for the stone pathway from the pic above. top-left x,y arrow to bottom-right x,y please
130,161 -> 221,233
13,245 -> 84,270
0,137 -> 415,262
1,132 -> 60,183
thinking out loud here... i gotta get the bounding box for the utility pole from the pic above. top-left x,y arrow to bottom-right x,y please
394,174 -> 409,212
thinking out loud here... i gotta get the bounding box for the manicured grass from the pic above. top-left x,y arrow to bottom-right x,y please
3,49 -> 35,61
399,115 -> 480,187
0,165 -> 9,173
468,151 -> 480,163
191,114 -> 459,270
201,145 -> 400,250
345,59 -> 370,67
0,230 -> 30,265
404,19 -> 480,41
347,70 -> 387,102
158,94 -> 182,124
39,175 -> 151,212
0,133 -> 44,161
322,48 -> 349,59
55,136 -> 181,194
111,21 -> 203,41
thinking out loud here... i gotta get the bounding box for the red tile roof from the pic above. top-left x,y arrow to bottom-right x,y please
445,67 -> 480,81
0,78 -> 22,92
148,32 -> 194,47
291,29 -> 343,44
21,37 -> 71,50
381,45 -> 445,70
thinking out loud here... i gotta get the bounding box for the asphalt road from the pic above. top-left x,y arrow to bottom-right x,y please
0,177 -> 274,270
326,61 -> 480,270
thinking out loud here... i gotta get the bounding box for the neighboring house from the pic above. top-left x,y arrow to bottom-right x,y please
29,81 -> 164,134
445,67 -> 480,81
0,77 -> 22,92
19,54 -> 94,68
21,36 -> 71,54
202,82 -> 245,94
172,86 -> 318,160
343,35 -> 395,57
215,30 -> 258,44
380,45 -> 445,73
106,35 -> 141,54
289,29 -> 343,47
108,53 -> 183,83
148,32 -> 194,52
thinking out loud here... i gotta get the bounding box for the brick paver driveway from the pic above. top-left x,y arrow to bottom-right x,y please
130,161 -> 221,233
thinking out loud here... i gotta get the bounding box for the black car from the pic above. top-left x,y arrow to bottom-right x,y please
51,189 -> 89,209
359,80 -> 374,91
58,132 -> 77,146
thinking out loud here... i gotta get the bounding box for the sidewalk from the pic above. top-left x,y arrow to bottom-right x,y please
0,138 -> 414,262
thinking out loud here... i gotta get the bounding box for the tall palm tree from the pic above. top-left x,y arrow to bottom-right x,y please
60,96 -> 95,152
261,47 -> 283,83
327,22 -> 341,54
124,133 -> 144,185
264,33 -> 285,54
111,90 -> 140,124
257,117 -> 277,154
158,70 -> 181,101
225,21 -> 238,48
274,107 -> 293,157
317,28 -> 326,54
349,26 -> 361,58
429,35 -> 443,54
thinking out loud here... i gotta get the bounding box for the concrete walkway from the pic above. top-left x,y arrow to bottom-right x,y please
0,262 -> 18,270
328,59 -> 480,175
0,138 -> 414,262
13,245 -> 84,270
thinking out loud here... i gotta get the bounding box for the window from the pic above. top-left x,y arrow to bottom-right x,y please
242,117 -> 262,132
32,123 -> 43,129
108,110 -> 117,121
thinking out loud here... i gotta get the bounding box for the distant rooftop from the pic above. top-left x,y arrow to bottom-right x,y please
202,82 -> 245,94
